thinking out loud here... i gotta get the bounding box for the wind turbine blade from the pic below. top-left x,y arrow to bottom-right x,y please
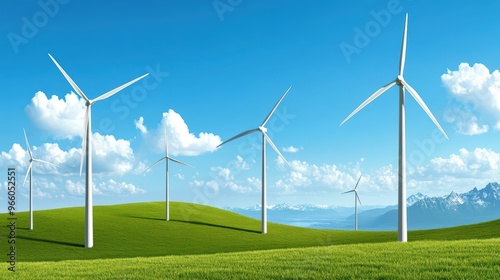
23,128 -> 33,159
216,128 -> 260,148
167,156 -> 195,168
401,79 -> 449,139
354,174 -> 362,190
341,189 -> 355,194
263,132 -> 290,167
261,86 -> 292,127
23,163 -> 32,186
92,73 -> 149,103
48,54 -> 89,102
80,107 -> 90,176
33,159 -> 58,168
145,157 -> 167,173
399,13 -> 408,76
340,81 -> 396,126
356,192 -> 362,205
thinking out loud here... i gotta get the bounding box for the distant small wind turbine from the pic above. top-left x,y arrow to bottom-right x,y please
339,14 -> 448,242
145,129 -> 194,221
49,53 -> 149,248
342,174 -> 362,231
217,86 -> 292,234
23,128 -> 58,230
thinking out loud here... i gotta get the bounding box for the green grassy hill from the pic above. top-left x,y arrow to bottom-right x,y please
2,202 -> 500,279
3,201 -> 500,262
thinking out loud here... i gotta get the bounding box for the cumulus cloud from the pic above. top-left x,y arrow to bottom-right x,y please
25,91 -> 85,139
443,108 -> 488,135
65,180 -> 100,196
0,143 -> 28,167
134,117 -> 148,134
91,133 -> 134,175
0,133 -> 135,176
98,179 -> 146,195
275,158 -> 372,193
65,179 -> 145,196
429,148 -> 500,176
189,165 -> 255,194
234,155 -> 253,170
139,109 -> 221,156
282,146 -> 302,153
441,63 -> 500,135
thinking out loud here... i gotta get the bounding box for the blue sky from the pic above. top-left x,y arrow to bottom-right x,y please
2,0 -> 500,212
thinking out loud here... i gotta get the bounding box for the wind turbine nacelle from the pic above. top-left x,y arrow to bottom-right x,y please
259,126 -> 268,133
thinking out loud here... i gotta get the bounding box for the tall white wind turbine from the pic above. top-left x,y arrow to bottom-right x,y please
145,129 -> 194,221
217,86 -> 292,234
49,53 -> 149,248
23,128 -> 58,230
341,174 -> 362,231
339,14 -> 448,242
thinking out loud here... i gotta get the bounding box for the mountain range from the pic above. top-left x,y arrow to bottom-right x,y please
226,182 -> 500,230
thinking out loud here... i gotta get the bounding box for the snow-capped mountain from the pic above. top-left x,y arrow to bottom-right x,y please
406,192 -> 427,206
405,182 -> 500,211
372,182 -> 500,230
226,202 -> 337,212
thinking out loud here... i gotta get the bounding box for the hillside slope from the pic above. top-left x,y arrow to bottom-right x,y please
2,201 -> 499,262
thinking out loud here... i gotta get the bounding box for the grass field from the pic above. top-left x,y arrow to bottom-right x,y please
2,202 -> 500,278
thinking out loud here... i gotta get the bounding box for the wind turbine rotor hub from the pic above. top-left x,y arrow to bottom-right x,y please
396,75 -> 404,85
259,126 -> 268,133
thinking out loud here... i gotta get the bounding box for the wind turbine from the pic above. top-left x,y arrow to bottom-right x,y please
339,14 -> 448,242
23,129 -> 58,231
217,86 -> 292,234
145,128 -> 194,221
48,53 -> 149,248
341,174 -> 362,231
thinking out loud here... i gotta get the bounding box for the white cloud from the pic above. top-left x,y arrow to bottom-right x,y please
441,63 -> 500,135
234,155 -> 253,170
137,110 -> 221,156
282,146 -> 302,153
429,148 -> 500,176
275,158 -> 371,193
65,180 -> 99,196
145,109 -> 221,156
25,91 -> 85,139
0,143 -> 28,167
65,179 -> 145,196
91,133 -> 134,175
98,179 -> 146,195
190,165 -> 256,194
443,108 -> 488,135
0,133 -> 135,176
134,116 -> 148,134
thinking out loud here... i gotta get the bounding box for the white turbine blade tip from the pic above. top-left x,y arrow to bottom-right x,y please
402,80 -> 449,139
263,132 -> 290,167
217,129 -> 259,148
144,157 -> 167,173
340,81 -> 396,126
168,157 -> 195,168
261,86 -> 292,127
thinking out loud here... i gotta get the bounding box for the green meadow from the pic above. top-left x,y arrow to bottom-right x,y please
1,202 -> 499,279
